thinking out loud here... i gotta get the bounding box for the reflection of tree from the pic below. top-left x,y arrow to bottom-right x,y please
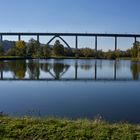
0,61 -> 5,79
40,63 -> 56,78
53,63 -> 70,79
40,63 -> 51,72
27,60 -> 40,79
80,64 -> 92,70
9,60 -> 26,79
131,62 -> 140,80
0,61 -> 4,72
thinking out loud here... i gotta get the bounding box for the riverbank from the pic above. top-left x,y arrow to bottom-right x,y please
0,116 -> 140,140
0,55 -> 131,60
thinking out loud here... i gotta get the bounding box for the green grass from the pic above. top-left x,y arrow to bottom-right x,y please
0,56 -> 137,61
131,58 -> 140,62
0,116 -> 140,140
117,57 -> 131,60
0,56 -> 28,60
0,55 -> 96,60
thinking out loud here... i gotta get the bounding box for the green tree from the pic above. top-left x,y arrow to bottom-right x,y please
0,44 -> 4,55
64,48 -> 73,56
27,38 -> 40,57
53,40 -> 64,56
74,49 -> 81,58
130,41 -> 140,58
43,45 -> 51,58
115,49 -> 120,58
80,48 -> 93,58
96,50 -> 104,58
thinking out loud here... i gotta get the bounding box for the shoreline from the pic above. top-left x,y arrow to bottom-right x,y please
0,56 -> 132,60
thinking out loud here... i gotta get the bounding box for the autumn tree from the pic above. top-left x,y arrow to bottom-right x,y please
15,41 -> 26,56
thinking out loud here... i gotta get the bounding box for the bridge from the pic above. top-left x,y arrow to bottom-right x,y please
0,32 -> 140,50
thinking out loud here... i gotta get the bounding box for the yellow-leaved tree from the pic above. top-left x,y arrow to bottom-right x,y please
15,41 -> 26,56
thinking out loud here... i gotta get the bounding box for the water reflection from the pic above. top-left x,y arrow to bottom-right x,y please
0,59 -> 140,81
28,60 -> 40,79
9,60 -> 27,79
1,59 -> 140,123
131,62 -> 140,80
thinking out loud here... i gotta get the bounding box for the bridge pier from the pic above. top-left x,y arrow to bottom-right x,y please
75,36 -> 78,49
95,36 -> 98,58
0,35 -> 3,42
95,36 -> 97,51
134,36 -> 137,43
18,35 -> 21,41
115,36 -> 117,51
37,35 -> 40,43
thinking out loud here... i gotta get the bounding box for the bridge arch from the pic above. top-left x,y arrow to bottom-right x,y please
47,36 -> 71,49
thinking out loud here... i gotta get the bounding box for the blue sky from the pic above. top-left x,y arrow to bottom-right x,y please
0,0 -> 140,50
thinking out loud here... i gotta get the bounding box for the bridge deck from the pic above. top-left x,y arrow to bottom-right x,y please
0,32 -> 140,37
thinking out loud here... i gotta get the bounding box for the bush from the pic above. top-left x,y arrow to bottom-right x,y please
64,48 -> 73,56
0,116 -> 139,140
80,48 -> 94,58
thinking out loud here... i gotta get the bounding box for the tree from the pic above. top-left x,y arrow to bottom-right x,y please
96,50 -> 104,58
15,41 -> 26,56
0,44 -> 4,55
130,41 -> 140,58
115,49 -> 120,58
64,48 -> 73,56
80,48 -> 93,58
53,40 -> 64,56
74,49 -> 81,58
27,38 -> 40,57
105,50 -> 116,59
43,45 -> 51,58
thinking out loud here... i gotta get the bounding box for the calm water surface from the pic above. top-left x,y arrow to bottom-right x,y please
0,59 -> 140,123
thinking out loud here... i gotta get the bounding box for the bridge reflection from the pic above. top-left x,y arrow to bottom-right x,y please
0,60 -> 140,81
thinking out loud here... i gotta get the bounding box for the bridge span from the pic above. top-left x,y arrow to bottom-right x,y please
0,32 -> 140,50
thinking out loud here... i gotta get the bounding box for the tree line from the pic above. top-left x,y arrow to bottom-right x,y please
0,38 -> 140,59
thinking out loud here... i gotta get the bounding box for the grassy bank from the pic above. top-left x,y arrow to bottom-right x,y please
0,116 -> 140,140
0,55 -> 132,60
131,58 -> 140,62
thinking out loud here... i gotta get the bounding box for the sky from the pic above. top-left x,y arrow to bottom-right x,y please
0,0 -> 140,50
